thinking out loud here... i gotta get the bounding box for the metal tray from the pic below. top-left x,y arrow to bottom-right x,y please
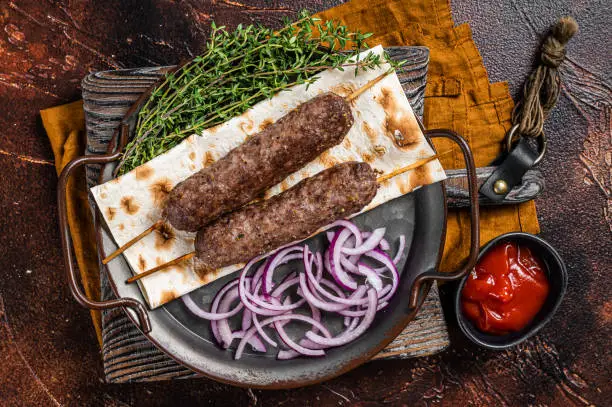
57,76 -> 480,389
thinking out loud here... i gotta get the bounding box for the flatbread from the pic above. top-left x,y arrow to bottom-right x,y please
91,46 -> 446,308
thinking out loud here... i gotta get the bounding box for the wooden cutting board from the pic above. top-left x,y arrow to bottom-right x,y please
83,46 -> 450,383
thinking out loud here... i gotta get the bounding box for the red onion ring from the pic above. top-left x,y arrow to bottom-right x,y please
235,314 -> 331,360
182,221 -> 403,360
342,228 -> 386,255
306,288 -> 378,347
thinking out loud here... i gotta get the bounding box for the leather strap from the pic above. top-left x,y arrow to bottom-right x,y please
480,139 -> 538,202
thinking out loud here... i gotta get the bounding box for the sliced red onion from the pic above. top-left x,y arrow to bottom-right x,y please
235,314 -> 331,360
299,273 -> 354,312
182,280 -> 243,320
328,229 -> 358,290
348,317 -> 360,331
328,220 -> 363,247
342,228 -> 386,255
185,222 -> 403,360
337,301 -> 388,317
305,258 -> 370,306
306,288 -> 378,347
274,321 -> 325,357
253,313 -> 278,347
241,308 -> 252,331
245,278 -> 305,312
229,331 -> 267,352
357,263 -> 383,292
361,231 -> 391,251
365,249 -> 399,303
340,255 -> 359,273
215,286 -> 241,348
393,235 -> 406,264
239,257 -> 292,316
262,246 -> 303,294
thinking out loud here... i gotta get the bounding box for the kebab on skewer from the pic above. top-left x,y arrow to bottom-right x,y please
127,155 -> 440,284
103,72 -> 391,265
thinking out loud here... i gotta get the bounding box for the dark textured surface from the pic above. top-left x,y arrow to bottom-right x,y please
0,0 -> 610,406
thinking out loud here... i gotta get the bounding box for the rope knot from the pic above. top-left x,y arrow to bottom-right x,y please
540,16 -> 578,68
541,39 -> 567,68
512,16 -> 578,142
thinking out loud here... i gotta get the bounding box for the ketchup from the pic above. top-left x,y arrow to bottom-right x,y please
461,241 -> 549,335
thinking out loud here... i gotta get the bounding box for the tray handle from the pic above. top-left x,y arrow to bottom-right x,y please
57,124 -> 152,333
409,129 -> 480,308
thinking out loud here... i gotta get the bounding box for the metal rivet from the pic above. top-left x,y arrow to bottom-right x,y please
493,179 -> 509,195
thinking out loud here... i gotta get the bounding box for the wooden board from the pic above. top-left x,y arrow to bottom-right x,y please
83,46 -> 451,383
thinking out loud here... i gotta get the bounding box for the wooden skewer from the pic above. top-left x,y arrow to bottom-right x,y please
126,251 -> 196,284
126,153 -> 443,284
106,72 -> 394,266
376,153 -> 444,183
345,70 -> 391,102
103,220 -> 164,264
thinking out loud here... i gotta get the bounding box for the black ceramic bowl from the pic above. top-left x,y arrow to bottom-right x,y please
455,232 -> 567,349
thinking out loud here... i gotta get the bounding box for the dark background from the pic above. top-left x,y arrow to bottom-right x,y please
0,0 -> 609,406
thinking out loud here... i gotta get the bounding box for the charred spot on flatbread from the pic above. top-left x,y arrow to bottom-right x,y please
239,117 -> 254,134
379,87 -> 420,148
362,122 -> 378,145
150,177 -> 173,206
118,223 -> 125,231
409,161 -> 434,188
160,289 -> 179,304
106,207 -> 116,221
138,254 -> 147,271
154,222 -> 176,251
189,151 -> 196,161
120,196 -> 140,215
330,83 -> 357,99
135,165 -> 153,181
361,152 -> 375,164
319,150 -> 339,168
258,118 -> 274,132
202,151 -> 215,168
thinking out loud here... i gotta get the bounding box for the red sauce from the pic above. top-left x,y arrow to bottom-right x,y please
461,241 -> 549,335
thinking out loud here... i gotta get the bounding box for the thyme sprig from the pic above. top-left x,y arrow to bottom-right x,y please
117,11 -> 394,175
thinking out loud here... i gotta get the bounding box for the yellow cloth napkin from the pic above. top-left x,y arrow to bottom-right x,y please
42,0 -> 539,346
316,0 -> 539,272
41,100 -> 102,346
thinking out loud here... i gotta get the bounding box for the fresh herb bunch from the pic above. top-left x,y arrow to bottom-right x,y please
117,10 -> 394,175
